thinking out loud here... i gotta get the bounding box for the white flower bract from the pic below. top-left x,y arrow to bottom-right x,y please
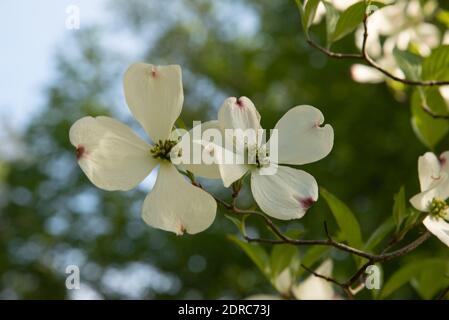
410,151 -> 449,247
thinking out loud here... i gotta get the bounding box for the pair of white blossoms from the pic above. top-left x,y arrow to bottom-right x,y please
69,63 -> 334,235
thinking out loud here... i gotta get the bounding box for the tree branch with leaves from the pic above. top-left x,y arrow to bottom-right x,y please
67,0 -> 449,301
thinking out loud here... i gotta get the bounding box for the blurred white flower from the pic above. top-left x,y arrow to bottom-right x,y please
352,0 -> 440,83
350,63 -> 387,83
274,267 -> 293,295
292,259 -> 336,300
69,63 -> 216,235
245,294 -> 281,300
410,151 -> 449,247
246,259 -> 337,300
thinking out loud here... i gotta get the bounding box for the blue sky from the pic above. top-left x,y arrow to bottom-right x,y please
0,0 -> 261,299
0,2 -> 168,298
0,0 -> 259,134
0,0 -> 107,132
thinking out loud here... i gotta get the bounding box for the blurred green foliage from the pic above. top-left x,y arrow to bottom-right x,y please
1,0 -> 449,299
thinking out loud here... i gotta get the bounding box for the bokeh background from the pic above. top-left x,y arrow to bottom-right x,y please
1,0 -> 449,299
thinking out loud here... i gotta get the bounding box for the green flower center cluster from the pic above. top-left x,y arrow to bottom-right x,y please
246,143 -> 270,168
429,198 -> 448,219
150,139 -> 179,161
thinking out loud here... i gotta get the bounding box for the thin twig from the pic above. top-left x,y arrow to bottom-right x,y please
345,260 -> 373,287
436,284 -> 449,300
378,231 -> 431,262
300,261 -> 355,298
303,12 -> 449,119
306,18 -> 449,87
216,198 -> 431,298
241,209 -> 431,263
300,263 -> 354,299
187,172 -> 431,299
306,39 -> 363,59
360,17 -> 449,88
298,231 -> 429,299
300,263 -> 344,286
215,197 -> 431,262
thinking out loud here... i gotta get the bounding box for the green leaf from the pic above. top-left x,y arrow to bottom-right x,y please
392,186 -> 406,231
283,228 -> 305,239
422,45 -> 449,81
331,1 -> 366,42
412,263 -> 449,299
225,214 -> 244,234
175,117 -> 187,130
297,246 -> 329,277
380,258 -> 449,299
363,216 -> 395,252
294,0 -> 305,32
228,235 -> 270,278
392,48 -> 422,81
411,89 -> 449,149
437,9 -> 449,28
401,208 -> 424,234
301,0 -> 321,35
294,0 -> 303,11
330,1 -> 386,43
322,2 -> 339,48
320,188 -> 363,249
270,245 -> 298,279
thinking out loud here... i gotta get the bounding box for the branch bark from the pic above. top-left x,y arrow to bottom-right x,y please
304,13 -> 449,119
185,164 -> 431,299
213,194 -> 431,299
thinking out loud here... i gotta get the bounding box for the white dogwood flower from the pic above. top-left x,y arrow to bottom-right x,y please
246,259 -> 336,300
201,97 -> 334,220
292,259 -> 336,300
410,151 -> 449,247
69,62 -> 216,235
